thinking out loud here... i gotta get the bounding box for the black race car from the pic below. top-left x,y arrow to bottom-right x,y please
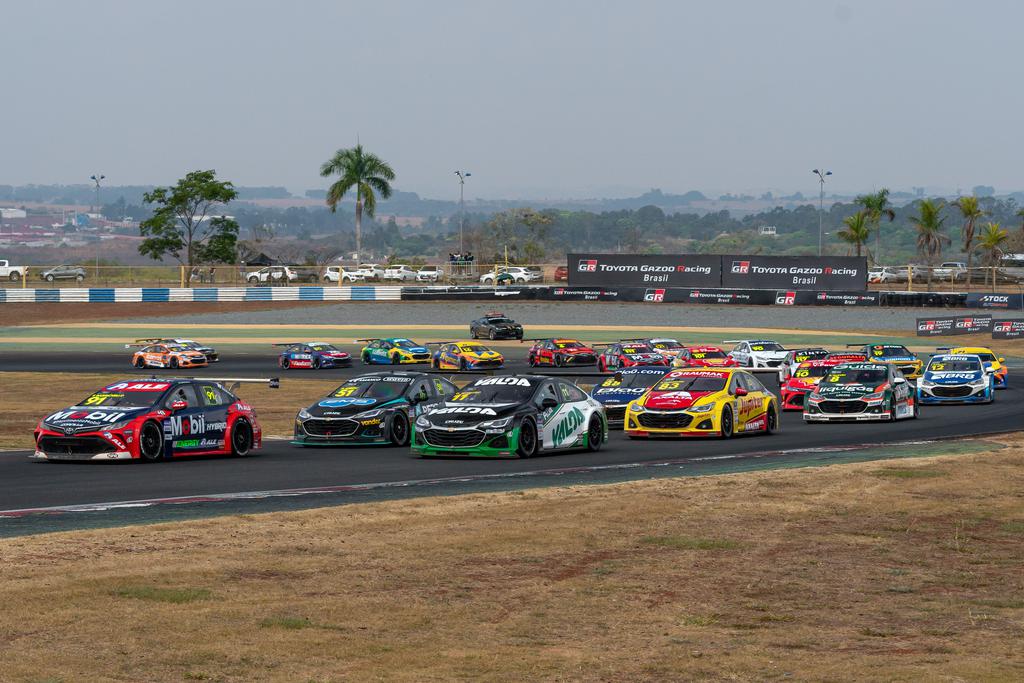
292,372 -> 457,446
469,312 -> 524,340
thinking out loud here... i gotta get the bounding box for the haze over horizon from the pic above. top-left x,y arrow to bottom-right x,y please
2,1 -> 1020,201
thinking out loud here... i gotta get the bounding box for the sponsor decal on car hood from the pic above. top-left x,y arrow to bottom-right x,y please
308,396 -> 400,417
643,390 -> 714,410
592,387 -> 648,403
424,403 -> 518,426
813,383 -> 878,399
925,371 -> 982,384
44,406 -> 147,432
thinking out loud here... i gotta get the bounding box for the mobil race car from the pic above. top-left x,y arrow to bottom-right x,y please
645,338 -> 687,359
590,367 -> 669,428
358,338 -> 432,365
804,362 -> 918,422
127,341 -> 208,369
780,358 -> 845,411
624,368 -> 779,439
672,345 -> 739,369
917,354 -> 994,405
596,341 -> 671,372
133,338 -> 219,362
726,340 -> 789,369
275,342 -> 352,369
939,346 -> 1007,388
469,312 -> 524,340
32,377 -> 275,461
293,372 -> 457,446
777,347 -> 830,382
526,338 -> 598,367
849,343 -> 923,379
428,341 -> 505,370
412,375 -> 607,458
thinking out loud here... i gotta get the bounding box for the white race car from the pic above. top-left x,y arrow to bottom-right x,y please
726,339 -> 789,369
777,347 -> 830,382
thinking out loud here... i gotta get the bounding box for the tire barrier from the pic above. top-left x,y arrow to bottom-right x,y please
0,285 -> 402,303
879,291 -> 967,308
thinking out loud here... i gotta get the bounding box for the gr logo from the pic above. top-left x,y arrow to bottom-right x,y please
994,322 -> 1011,332
918,320 -> 936,331
578,259 -> 597,272
731,260 -> 750,274
644,288 -> 666,302
775,291 -> 796,305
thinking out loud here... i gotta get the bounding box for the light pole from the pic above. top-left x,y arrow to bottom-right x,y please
812,169 -> 831,256
90,173 -> 105,215
455,170 -> 471,254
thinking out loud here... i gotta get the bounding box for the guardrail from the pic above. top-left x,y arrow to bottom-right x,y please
0,286 -> 402,303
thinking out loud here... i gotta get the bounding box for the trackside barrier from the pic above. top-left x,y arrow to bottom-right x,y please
0,286 -> 402,303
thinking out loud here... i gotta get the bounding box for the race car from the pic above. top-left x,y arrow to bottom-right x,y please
780,358 -> 845,411
596,341 -> 671,372
429,341 -> 505,370
469,312 -> 524,340
917,354 -> 994,405
939,346 -> 1008,388
275,342 -> 352,369
32,377 -> 275,461
726,340 -> 789,369
804,362 -> 918,422
134,338 -> 219,362
671,345 -> 739,369
825,350 -> 868,364
412,375 -> 608,458
358,338 -> 432,365
624,368 -> 779,439
293,372 -> 458,446
526,338 -> 599,367
590,367 -> 670,428
849,343 -> 923,379
127,341 -> 208,369
645,338 -> 687,358
777,347 -> 830,382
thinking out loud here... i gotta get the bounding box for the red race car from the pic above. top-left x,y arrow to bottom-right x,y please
527,338 -> 599,367
672,345 -> 739,369
780,359 -> 844,411
597,341 -> 671,372
825,351 -> 868,364
32,377 -> 277,462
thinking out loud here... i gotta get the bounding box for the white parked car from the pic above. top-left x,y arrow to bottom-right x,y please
245,266 -> 297,284
726,339 -> 790,369
932,262 -> 967,281
322,266 -> 363,284
416,265 -> 444,282
382,264 -> 418,281
480,266 -> 534,284
354,263 -> 385,280
0,259 -> 25,281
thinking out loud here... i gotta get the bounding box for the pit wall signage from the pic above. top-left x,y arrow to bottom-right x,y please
917,314 -> 992,336
568,253 -> 722,288
992,319 -> 1024,339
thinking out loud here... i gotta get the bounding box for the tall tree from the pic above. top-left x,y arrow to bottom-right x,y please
908,199 -> 949,290
976,221 -> 1008,286
836,211 -> 871,257
854,189 -> 895,264
138,170 -> 240,282
1016,207 -> 1024,233
320,144 -> 395,261
951,195 -> 986,287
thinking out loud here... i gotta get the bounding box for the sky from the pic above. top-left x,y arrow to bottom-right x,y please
2,0 -> 1021,200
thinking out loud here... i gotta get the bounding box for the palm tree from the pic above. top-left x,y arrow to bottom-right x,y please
1016,207 -> 1024,233
951,195 -> 986,288
320,145 -> 395,261
908,199 -> 948,290
837,211 -> 871,257
854,189 -> 895,265
977,221 -> 1009,287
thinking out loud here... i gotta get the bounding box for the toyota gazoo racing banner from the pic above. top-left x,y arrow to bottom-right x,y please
917,317 -> 957,336
684,289 -> 776,305
954,314 -> 992,334
992,319 -> 1024,339
568,253 -> 721,288
721,255 -> 868,291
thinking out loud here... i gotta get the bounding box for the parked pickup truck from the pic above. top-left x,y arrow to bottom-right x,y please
0,260 -> 25,281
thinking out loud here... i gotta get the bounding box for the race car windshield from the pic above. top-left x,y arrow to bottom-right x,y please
749,343 -> 783,351
973,352 -> 997,362
310,344 -> 339,352
651,340 -> 682,349
329,377 -> 412,399
554,341 -> 585,349
599,373 -> 664,389
459,344 -> 490,353
871,346 -> 911,357
690,349 -> 727,359
820,369 -> 887,385
487,318 -> 514,324
392,339 -> 419,349
792,366 -> 831,379
164,344 -> 188,352
654,376 -> 727,392
622,345 -> 654,354
794,350 -> 829,360
452,381 -> 535,403
928,360 -> 981,372
78,388 -> 166,408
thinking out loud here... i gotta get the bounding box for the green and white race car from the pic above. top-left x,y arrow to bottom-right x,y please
804,362 -> 918,422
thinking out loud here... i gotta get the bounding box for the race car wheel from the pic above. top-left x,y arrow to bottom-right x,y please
135,357 -> 146,369
746,358 -> 754,368
488,329 -> 497,340
912,397 -> 920,418
389,412 -> 410,446
361,352 -> 370,364
432,357 -> 440,369
598,357 -> 607,372
470,327 -> 477,339
139,421 -> 164,462
586,416 -> 603,451
720,406 -> 734,439
765,403 -> 778,434
516,418 -> 538,458
886,398 -> 897,422
527,354 -> 536,367
390,352 -> 400,365
281,357 -> 290,369
554,354 -> 564,367
230,419 -> 253,456
459,357 -> 467,371
169,357 -> 179,369
312,357 -> 322,370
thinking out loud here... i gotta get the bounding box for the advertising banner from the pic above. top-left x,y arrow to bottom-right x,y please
917,317 -> 957,336
535,287 -> 646,302
792,290 -> 880,306
965,293 -> 1024,310
682,288 -> 777,305
992,319 -> 1024,339
567,253 -> 722,288
954,314 -> 992,334
720,255 -> 868,291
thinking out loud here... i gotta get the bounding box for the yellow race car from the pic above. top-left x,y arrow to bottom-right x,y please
849,343 -> 924,379
940,346 -> 1008,388
624,368 -> 779,438
427,341 -> 505,370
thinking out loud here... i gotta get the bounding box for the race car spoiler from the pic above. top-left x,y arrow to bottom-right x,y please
203,377 -> 280,391
272,342 -> 306,347
424,341 -> 459,346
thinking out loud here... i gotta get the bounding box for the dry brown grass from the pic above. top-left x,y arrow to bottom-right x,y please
2,440 -> 1024,681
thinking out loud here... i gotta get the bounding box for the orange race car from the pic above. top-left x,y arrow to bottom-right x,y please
126,341 -> 209,369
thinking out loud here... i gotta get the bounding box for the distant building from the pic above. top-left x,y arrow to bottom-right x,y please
758,225 -> 777,236
0,208 -> 27,219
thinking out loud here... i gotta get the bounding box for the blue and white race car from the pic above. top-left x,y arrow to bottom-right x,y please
917,354 -> 994,405
589,367 -> 669,428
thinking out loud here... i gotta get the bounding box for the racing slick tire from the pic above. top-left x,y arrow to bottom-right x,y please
516,418 -> 539,458
598,357 -> 607,373
470,327 -> 477,339
886,398 -> 897,423
312,357 -> 322,370
459,357 -> 467,371
912,397 -> 920,418
586,416 -> 604,451
169,357 -> 179,370
720,406 -> 734,439
139,421 -> 164,462
281,357 -> 290,369
361,352 -> 370,364
527,354 -> 537,367
432,357 -> 440,369
488,329 -> 497,340
554,354 -> 565,368
390,352 -> 401,365
389,412 -> 410,447
134,357 -> 147,369
230,419 -> 253,456
765,402 -> 779,434
45,274 -> 55,282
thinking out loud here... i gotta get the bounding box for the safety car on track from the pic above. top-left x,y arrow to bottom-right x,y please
358,338 -> 432,365
939,346 -> 1007,388
293,372 -> 457,446
848,343 -> 923,379
590,367 -> 669,428
624,368 -> 779,438
726,340 -> 789,369
804,362 -> 918,422
596,341 -> 670,372
917,354 -> 994,404
33,377 -> 274,461
429,341 -> 505,370
412,375 -> 607,458
780,358 -> 845,411
276,342 -> 352,369
128,341 -> 208,369
526,338 -> 599,367
777,347 -> 829,382
134,338 -> 219,362
671,345 -> 739,369
469,312 -> 524,340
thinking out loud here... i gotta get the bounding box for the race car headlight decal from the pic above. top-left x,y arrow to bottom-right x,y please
863,390 -> 886,403
687,403 -> 715,413
478,416 -> 513,430
298,408 -> 312,420
807,394 -> 822,404
353,409 -> 384,420
629,402 -> 645,413
920,379 -> 934,387
970,378 -> 988,386
415,416 -> 431,429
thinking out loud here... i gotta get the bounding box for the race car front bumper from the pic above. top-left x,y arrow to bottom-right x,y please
624,409 -> 719,437
917,383 -> 991,404
781,388 -> 811,411
412,425 -> 519,457
292,416 -> 390,445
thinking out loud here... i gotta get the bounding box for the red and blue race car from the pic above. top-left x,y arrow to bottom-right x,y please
275,342 -> 352,369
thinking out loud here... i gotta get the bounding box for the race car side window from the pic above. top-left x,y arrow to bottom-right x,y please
558,382 -> 587,403
408,379 -> 432,402
165,384 -> 199,408
743,373 -> 766,393
196,383 -> 228,406
535,382 -> 559,407
431,377 -> 458,398
728,374 -> 741,395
